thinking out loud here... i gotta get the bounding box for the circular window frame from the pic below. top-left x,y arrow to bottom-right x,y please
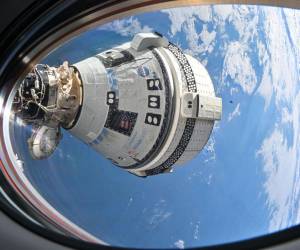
0,0 -> 299,249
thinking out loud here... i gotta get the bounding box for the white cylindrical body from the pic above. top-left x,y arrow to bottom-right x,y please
68,33 -> 222,177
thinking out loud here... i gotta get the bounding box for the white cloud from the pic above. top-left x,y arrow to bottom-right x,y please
230,87 -> 239,95
99,17 -> 152,37
193,220 -> 200,240
56,147 -> 64,159
257,61 -> 272,110
231,5 -> 259,42
162,6 -> 212,36
127,197 -> 133,208
148,199 -> 172,229
199,24 -> 216,52
213,5 -> 232,21
204,136 -> 216,163
222,42 -> 257,94
217,6 -> 260,95
257,39 -> 267,66
162,6 -> 215,56
174,239 -> 185,249
283,8 -> 300,56
227,103 -> 241,122
162,4 -> 300,234
100,5 -> 300,233
255,7 -> 300,231
257,92 -> 300,231
281,107 -> 293,124
257,8 -> 298,110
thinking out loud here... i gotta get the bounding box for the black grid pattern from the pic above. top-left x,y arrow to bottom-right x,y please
145,43 -> 197,176
168,44 -> 197,93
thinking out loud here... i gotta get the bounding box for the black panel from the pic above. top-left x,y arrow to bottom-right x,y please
147,78 -> 162,90
96,50 -> 134,68
148,95 -> 160,109
145,113 -> 161,126
106,91 -> 116,105
105,110 -> 137,136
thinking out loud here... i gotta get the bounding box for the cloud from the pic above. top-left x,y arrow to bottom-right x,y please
127,197 -> 133,208
213,6 -> 260,95
255,7 -> 300,231
213,5 -> 232,20
257,8 -> 298,111
163,4 -> 300,234
162,6 -> 215,56
192,220 -> 200,240
256,92 -> 300,231
163,5 -> 261,93
230,5 -> 259,41
199,24 -> 216,53
222,42 -> 257,94
281,107 -> 293,124
174,239 -> 185,249
148,199 -> 172,229
230,87 -> 239,95
227,103 -> 241,122
99,17 -> 152,37
162,6 -> 212,36
204,136 -> 216,163
99,5 -> 300,234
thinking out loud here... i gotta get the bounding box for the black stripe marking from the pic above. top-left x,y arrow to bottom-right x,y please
145,43 -> 197,176
196,94 -> 199,118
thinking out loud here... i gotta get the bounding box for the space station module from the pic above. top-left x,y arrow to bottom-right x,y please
14,32 -> 222,177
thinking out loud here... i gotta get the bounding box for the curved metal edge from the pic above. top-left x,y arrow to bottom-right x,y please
124,48 -> 174,170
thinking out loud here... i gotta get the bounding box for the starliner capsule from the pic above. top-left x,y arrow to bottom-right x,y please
13,32 -> 222,177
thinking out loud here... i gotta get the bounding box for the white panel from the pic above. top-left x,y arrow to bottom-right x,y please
131,33 -> 168,51
69,57 -> 109,142
181,93 -> 222,120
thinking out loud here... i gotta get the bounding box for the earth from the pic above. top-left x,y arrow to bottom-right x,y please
11,4 -> 300,249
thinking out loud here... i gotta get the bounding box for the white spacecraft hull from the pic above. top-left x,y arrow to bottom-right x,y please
68,33 -> 222,176
14,33 -> 222,177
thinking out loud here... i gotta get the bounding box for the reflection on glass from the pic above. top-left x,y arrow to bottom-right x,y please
2,4 -> 300,249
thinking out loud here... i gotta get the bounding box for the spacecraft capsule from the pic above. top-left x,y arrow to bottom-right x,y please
14,33 -> 222,177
